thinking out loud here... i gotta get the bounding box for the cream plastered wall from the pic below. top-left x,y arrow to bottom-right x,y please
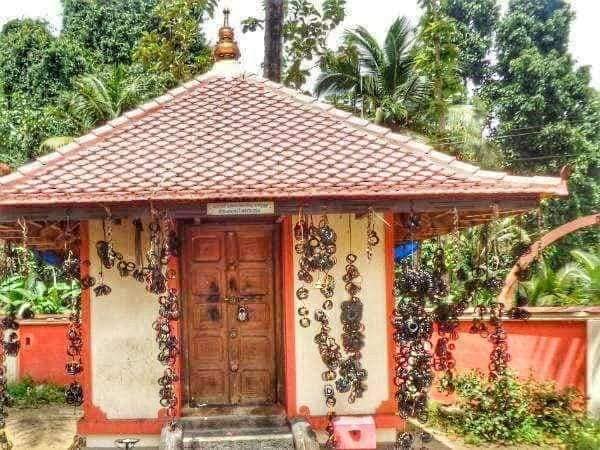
89,218 -> 163,419
293,214 -> 390,415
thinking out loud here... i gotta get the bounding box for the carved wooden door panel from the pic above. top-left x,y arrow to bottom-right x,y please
184,224 -> 276,406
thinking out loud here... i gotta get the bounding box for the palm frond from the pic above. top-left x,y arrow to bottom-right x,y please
383,17 -> 414,93
344,26 -> 385,78
39,136 -> 75,153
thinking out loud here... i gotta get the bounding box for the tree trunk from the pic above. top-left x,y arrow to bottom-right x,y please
264,0 -> 284,82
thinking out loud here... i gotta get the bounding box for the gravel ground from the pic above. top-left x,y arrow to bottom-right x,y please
5,405 -> 80,450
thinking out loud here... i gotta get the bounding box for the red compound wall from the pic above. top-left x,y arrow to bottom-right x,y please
17,316 -> 70,385
431,318 -> 587,403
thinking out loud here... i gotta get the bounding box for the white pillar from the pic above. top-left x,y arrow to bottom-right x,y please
587,319 -> 600,417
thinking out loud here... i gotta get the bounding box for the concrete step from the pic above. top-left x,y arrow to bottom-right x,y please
182,431 -> 294,450
177,406 -> 294,450
180,414 -> 288,431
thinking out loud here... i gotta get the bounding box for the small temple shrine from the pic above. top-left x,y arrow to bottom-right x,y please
0,11 -> 567,450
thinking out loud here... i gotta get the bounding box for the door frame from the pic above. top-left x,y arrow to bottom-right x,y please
179,218 -> 285,411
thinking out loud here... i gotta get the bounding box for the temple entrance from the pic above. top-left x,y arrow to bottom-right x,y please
182,222 -> 279,407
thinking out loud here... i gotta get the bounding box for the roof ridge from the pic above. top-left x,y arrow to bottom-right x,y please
249,77 -> 564,191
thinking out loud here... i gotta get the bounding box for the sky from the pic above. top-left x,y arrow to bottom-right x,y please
0,0 -> 598,88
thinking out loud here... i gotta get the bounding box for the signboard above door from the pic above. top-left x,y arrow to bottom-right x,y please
206,201 -> 275,216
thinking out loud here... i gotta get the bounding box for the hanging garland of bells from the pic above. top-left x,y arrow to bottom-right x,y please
89,210 -> 182,429
392,209 -> 532,450
294,211 -> 378,448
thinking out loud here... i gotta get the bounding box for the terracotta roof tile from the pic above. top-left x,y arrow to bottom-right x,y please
0,73 -> 567,206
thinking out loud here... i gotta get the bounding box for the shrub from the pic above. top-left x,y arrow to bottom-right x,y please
432,370 -> 586,446
7,377 -> 65,408
565,419 -> 600,450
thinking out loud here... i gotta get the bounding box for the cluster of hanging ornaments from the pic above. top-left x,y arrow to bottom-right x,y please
392,213 -> 451,449
293,212 -> 380,448
92,211 -> 181,428
59,220 -> 90,408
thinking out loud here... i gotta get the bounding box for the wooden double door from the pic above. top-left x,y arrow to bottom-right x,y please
183,223 -> 278,406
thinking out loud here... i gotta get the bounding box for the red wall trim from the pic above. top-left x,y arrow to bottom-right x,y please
376,212 -> 396,415
282,216 -> 297,417
78,220 -> 174,435
79,220 -> 94,431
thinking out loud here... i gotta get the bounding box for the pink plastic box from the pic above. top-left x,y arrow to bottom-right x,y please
333,415 -> 376,449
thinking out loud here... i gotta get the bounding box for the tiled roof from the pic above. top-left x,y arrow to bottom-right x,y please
0,70 -> 567,207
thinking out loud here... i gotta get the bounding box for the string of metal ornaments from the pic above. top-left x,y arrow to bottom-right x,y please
392,213 -> 438,450
336,218 -> 369,403
458,217 -> 529,380
0,220 -> 33,447
294,213 -> 337,328
63,247 -> 86,408
148,212 -> 181,428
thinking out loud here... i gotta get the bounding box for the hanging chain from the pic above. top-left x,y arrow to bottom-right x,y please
293,213 -> 341,447
365,208 -> 380,261
0,322 -> 12,448
337,217 -> 368,403
64,221 -> 88,409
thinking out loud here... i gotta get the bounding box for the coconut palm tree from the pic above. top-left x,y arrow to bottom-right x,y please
67,65 -> 147,123
315,17 -> 430,126
41,65 -> 167,153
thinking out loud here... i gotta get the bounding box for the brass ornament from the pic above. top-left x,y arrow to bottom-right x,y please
213,9 -> 241,62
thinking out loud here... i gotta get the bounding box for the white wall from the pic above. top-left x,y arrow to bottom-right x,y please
89,219 -> 163,419
293,214 -> 390,415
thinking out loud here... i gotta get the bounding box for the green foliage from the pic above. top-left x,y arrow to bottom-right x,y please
0,19 -> 91,106
316,18 -> 429,127
496,0 -> 571,68
433,370 -> 586,445
520,248 -> 600,306
441,0 -> 499,85
414,0 -> 463,134
565,419 -> 600,450
0,94 -> 74,166
283,0 -> 346,88
0,272 -> 79,315
62,0 -> 158,65
482,0 -> 599,267
7,377 -> 65,408
0,247 -> 79,315
443,102 -> 503,167
421,218 -> 530,306
134,0 -> 215,82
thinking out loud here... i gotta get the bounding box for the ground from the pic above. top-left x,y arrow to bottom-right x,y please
6,405 -> 79,450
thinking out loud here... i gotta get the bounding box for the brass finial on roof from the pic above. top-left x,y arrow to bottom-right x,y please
214,8 -> 241,62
